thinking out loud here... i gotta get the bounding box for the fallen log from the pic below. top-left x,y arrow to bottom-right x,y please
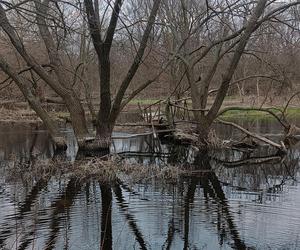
217,119 -> 287,153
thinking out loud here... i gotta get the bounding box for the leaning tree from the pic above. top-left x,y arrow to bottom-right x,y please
0,0 -> 163,150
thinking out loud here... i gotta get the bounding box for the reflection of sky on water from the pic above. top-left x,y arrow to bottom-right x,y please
1,163 -> 300,249
0,120 -> 300,249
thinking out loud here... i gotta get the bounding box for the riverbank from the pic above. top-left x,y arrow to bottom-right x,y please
1,103 -> 299,125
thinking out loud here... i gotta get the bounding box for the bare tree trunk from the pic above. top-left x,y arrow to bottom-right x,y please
85,0 -> 161,150
0,56 -> 66,149
197,0 -> 269,145
0,2 -> 89,147
79,27 -> 97,121
96,52 -> 112,149
34,0 -> 89,144
64,94 -> 89,143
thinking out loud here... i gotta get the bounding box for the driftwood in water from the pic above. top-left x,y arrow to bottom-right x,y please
217,106 -> 300,148
217,119 -> 287,152
231,138 -> 259,150
166,130 -> 198,144
284,124 -> 300,147
215,155 -> 283,168
115,122 -> 168,127
83,129 -> 175,141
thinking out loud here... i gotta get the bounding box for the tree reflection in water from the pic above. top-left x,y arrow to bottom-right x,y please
100,184 -> 112,250
0,130 -> 299,249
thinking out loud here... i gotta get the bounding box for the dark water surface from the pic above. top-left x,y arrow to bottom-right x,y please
0,120 -> 300,250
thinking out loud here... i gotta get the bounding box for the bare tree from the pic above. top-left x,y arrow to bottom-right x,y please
0,0 -> 89,148
161,0 -> 300,145
0,56 -> 66,148
84,0 -> 162,149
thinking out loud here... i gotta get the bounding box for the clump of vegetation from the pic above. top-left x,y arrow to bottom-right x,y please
6,155 -> 186,185
72,157 -> 187,184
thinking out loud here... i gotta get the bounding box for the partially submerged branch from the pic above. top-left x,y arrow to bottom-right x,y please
214,155 -> 283,168
217,118 -> 287,152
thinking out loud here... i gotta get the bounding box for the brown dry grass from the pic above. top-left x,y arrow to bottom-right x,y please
72,157 -> 186,184
6,155 -> 186,186
0,106 -> 40,123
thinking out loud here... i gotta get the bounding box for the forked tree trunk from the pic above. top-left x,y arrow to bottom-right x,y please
34,0 -> 89,146
84,0 -> 161,152
193,0 -> 268,146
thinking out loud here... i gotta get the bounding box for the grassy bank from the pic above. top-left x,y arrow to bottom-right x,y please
1,97 -> 299,125
220,107 -> 300,121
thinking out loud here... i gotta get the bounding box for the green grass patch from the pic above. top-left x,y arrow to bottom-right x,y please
220,107 -> 300,121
